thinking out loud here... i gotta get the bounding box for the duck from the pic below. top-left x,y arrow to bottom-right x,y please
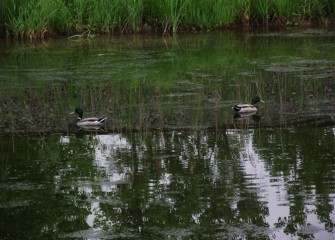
232,96 -> 265,113
71,107 -> 106,127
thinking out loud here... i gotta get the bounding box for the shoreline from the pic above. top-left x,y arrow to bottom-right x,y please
3,19 -> 334,41
1,0 -> 334,40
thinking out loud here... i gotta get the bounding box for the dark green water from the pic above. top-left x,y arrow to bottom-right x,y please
1,29 -> 335,239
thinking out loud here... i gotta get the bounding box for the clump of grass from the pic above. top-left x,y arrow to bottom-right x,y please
153,0 -> 185,33
86,0 -> 123,33
183,0 -> 212,28
213,0 -> 237,27
6,0 -> 57,39
181,0 -> 237,29
50,0 -> 72,34
273,0 -> 293,22
124,0 -> 144,32
325,0 -> 335,16
252,0 -> 271,24
235,0 -> 252,25
298,0 -> 327,21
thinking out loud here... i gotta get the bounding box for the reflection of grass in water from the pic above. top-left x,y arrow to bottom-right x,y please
0,69 -> 333,134
1,33 -> 334,132
233,71 -> 264,104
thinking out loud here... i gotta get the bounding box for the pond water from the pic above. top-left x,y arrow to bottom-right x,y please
1,29 -> 335,239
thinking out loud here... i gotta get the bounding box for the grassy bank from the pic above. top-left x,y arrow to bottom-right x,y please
1,0 -> 335,38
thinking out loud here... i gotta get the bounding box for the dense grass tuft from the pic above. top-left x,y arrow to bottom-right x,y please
1,0 -> 335,38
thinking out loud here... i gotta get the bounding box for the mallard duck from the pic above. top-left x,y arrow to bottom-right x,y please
232,96 -> 264,113
71,107 -> 106,127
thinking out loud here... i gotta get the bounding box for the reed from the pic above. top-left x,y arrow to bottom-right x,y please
273,0 -> 292,20
154,0 -> 186,33
86,0 -> 124,33
252,0 -> 271,23
212,0 -> 237,26
235,0 -> 251,24
298,0 -> 327,19
181,0 -> 237,28
5,0 -> 58,39
125,0 -> 144,32
183,0 -> 212,27
326,0 -> 335,15
50,0 -> 72,33
2,0 -> 335,38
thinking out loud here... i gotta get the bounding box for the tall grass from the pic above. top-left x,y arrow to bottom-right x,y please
125,0 -> 144,32
182,0 -> 236,28
253,0 -> 271,24
1,0 -> 335,38
212,0 -> 237,26
183,0 -> 213,28
235,0 -> 252,24
151,0 -> 186,33
273,0 -> 292,20
5,0 -> 58,38
298,0 -> 326,19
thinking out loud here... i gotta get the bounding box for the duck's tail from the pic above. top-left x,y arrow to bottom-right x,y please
232,106 -> 241,112
98,117 -> 107,123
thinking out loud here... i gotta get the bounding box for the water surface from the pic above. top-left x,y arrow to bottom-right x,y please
1,29 -> 335,239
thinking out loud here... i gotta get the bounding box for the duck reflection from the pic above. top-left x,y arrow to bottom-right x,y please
233,112 -> 262,123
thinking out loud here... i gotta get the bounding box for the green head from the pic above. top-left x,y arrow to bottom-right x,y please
251,96 -> 263,105
75,107 -> 84,119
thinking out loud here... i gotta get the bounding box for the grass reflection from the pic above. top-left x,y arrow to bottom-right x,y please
1,30 -> 334,135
